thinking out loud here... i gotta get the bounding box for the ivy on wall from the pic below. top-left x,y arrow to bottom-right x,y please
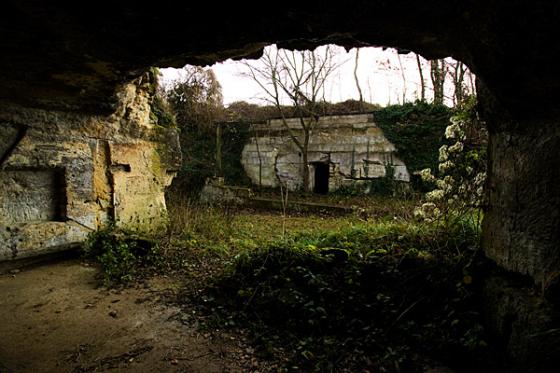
374,102 -> 451,183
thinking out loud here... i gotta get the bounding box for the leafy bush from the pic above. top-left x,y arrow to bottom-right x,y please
186,220 -> 494,372
83,227 -> 162,286
414,96 -> 487,228
169,119 -> 252,195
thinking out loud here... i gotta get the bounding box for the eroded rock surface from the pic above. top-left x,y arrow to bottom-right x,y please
0,73 -> 180,261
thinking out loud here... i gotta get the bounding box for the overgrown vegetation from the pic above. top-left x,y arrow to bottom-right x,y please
82,227 -> 162,286
83,183 -> 496,371
156,96 -> 496,371
374,101 -> 452,185
97,68 -> 493,370
164,67 -> 252,193
147,67 -> 176,128
415,96 -> 487,228
181,216 -> 493,372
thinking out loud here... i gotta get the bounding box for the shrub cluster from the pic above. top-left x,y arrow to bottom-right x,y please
82,227 -> 162,286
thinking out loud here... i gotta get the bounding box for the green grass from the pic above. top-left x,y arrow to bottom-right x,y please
169,201 -> 495,372
86,195 -> 495,371
166,196 -> 369,255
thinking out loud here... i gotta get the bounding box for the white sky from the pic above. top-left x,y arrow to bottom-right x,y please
160,45 -> 473,107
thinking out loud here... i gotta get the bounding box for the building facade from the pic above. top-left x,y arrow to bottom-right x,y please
241,113 -> 409,193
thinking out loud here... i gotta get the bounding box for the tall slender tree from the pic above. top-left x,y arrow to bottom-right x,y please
396,52 -> 407,104
430,59 -> 447,105
415,54 -> 426,101
353,48 -> 364,108
449,60 -> 467,105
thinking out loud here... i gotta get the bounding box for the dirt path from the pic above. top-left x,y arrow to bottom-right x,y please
0,259 -> 261,373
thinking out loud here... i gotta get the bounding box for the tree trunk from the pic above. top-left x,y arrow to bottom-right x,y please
301,130 -> 310,192
430,59 -> 445,105
354,48 -> 363,108
215,122 -> 222,177
452,61 -> 466,105
397,53 -> 407,104
416,54 -> 425,101
251,124 -> 263,188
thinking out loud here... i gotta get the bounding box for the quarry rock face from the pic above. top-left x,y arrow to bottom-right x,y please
1,1 -> 559,369
242,113 -> 409,191
0,73 -> 180,261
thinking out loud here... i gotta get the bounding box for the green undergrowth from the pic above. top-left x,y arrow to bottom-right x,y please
82,227 -> 162,287
165,198 -> 368,255
183,219 -> 495,372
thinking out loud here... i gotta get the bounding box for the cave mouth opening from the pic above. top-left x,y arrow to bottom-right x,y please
156,45 -> 492,370
159,43 -> 476,198
1,4 -> 559,370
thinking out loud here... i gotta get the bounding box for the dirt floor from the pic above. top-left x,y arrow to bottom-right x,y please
0,259 -> 266,373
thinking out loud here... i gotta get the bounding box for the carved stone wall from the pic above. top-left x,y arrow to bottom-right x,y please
241,113 -> 409,191
0,74 -> 180,261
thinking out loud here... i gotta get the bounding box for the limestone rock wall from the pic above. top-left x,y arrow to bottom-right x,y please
241,113 -> 409,191
0,74 -> 180,261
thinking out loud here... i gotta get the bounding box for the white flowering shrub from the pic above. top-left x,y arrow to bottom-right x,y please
414,97 -> 487,225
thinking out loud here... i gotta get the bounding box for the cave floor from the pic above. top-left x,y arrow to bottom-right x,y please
0,259 -> 265,373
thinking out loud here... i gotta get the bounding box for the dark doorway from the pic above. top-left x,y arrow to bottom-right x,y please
314,163 -> 329,194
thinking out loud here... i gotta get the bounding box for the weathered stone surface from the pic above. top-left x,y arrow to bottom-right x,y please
109,141 -> 175,234
0,123 -> 25,164
0,73 -> 180,260
0,1 -> 558,282
241,113 -> 409,191
0,170 -> 65,224
1,1 -> 559,122
483,275 -> 560,372
199,178 -> 253,205
481,89 -> 560,285
0,222 -> 90,261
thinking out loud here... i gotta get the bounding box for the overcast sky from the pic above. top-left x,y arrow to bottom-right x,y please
160,45 -> 472,107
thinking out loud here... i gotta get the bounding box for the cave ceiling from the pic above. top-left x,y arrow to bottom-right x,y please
1,1 -> 558,118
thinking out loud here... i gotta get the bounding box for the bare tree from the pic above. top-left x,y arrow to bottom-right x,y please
242,45 -> 338,192
449,60 -> 468,105
430,59 -> 447,105
415,54 -> 426,101
353,48 -> 364,107
396,52 -> 407,104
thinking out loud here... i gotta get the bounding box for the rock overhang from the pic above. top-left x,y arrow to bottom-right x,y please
1,1 -> 559,119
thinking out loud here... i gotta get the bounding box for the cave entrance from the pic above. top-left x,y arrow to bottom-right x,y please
313,162 -> 329,194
